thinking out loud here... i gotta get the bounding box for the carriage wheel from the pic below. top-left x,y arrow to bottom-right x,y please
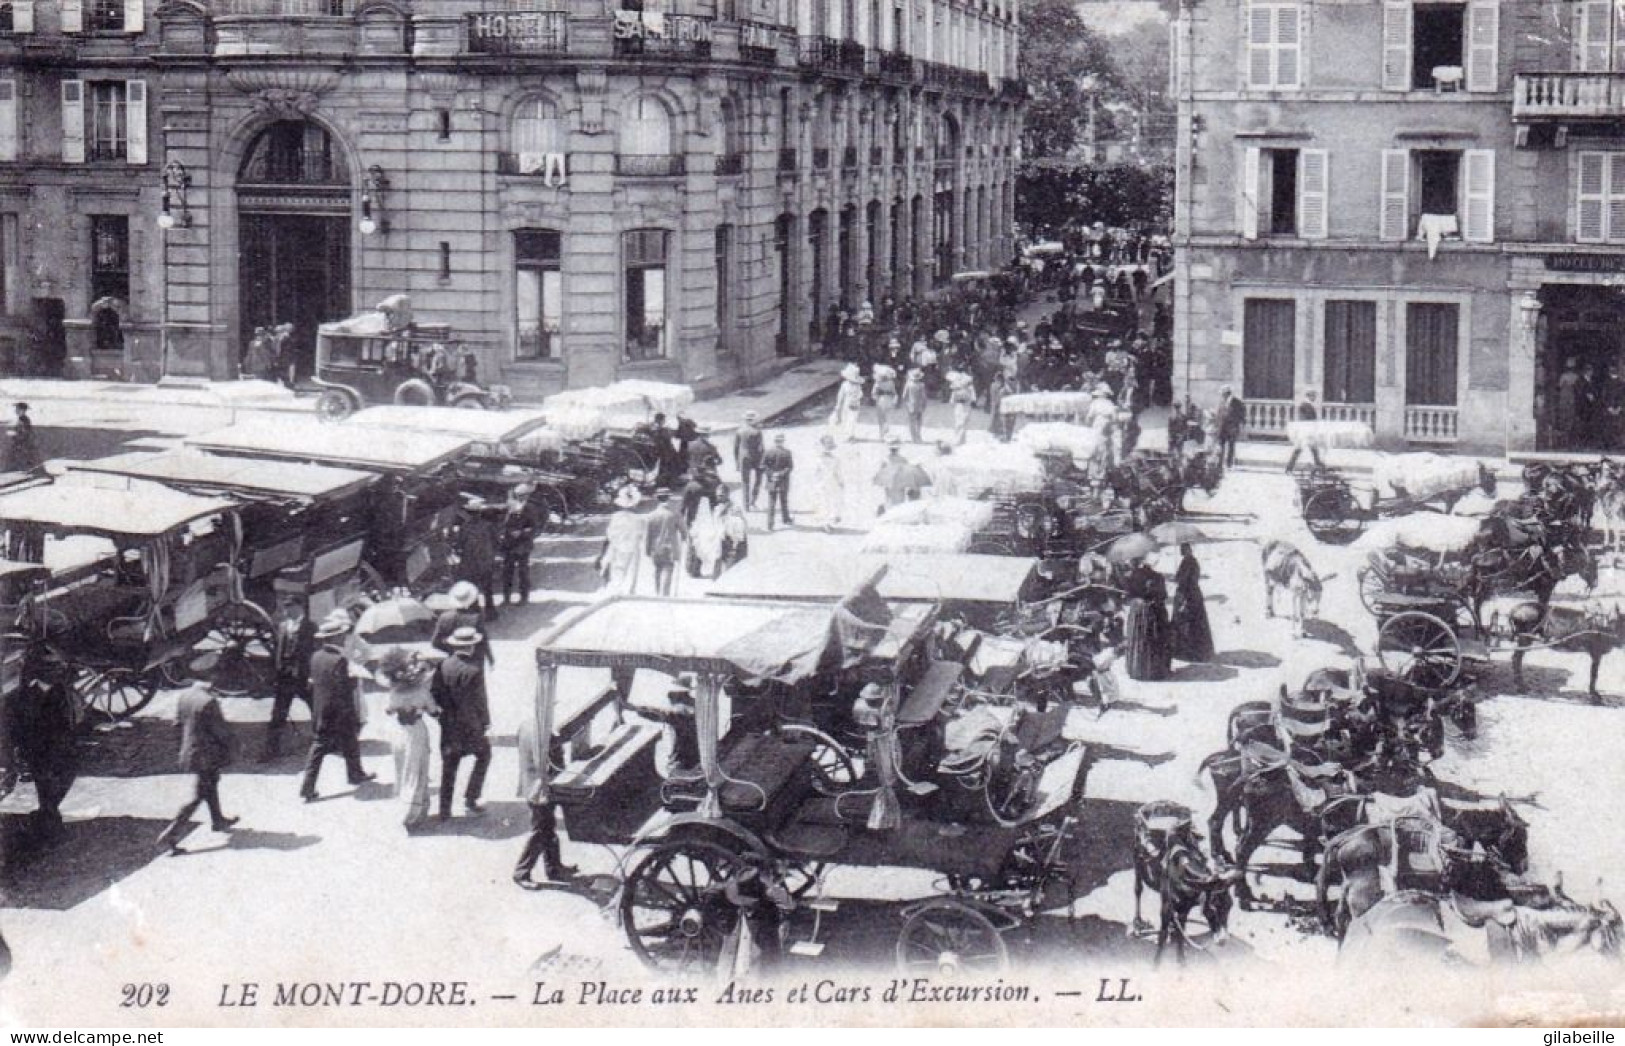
199,601 -> 277,697
1376,611 -> 1462,689
620,839 -> 747,975
74,667 -> 158,722
1303,488 -> 1365,545
895,900 -> 1010,977
776,724 -> 859,794
1356,566 -> 1388,615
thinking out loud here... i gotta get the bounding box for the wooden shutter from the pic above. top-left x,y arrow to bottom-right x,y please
1298,148 -> 1328,239
1168,18 -> 1180,97
1382,1 -> 1412,91
1577,0 -> 1610,70
60,0 -> 82,33
11,0 -> 33,32
125,79 -> 146,165
1275,4 -> 1301,89
1463,148 -> 1495,242
1466,1 -> 1498,92
1379,148 -> 1409,241
0,80 -> 16,163
124,0 -> 143,32
1579,151 -> 1607,243
1246,4 -> 1274,89
1606,153 -> 1625,243
1241,145 -> 1261,240
61,79 -> 84,164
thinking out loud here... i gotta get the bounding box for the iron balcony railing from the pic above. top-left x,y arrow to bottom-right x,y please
615,154 -> 686,177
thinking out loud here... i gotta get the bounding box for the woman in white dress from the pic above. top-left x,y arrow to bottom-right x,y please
378,649 -> 439,833
598,486 -> 646,595
813,434 -> 846,532
830,364 -> 864,443
688,498 -> 725,579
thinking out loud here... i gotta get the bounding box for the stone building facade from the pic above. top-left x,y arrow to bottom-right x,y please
0,0 -> 1022,397
1173,0 -> 1625,454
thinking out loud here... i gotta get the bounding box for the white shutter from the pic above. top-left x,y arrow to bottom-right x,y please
1463,148 -> 1495,243
1246,5 -> 1274,89
11,0 -> 34,32
1466,1 -> 1498,92
60,0 -> 82,32
1578,151 -> 1607,243
1606,154 -> 1625,243
1577,0 -> 1610,71
1379,148 -> 1410,241
1615,2 -> 1625,73
1168,18 -> 1180,97
124,0 -> 143,32
1241,146 -> 1261,240
1382,1 -> 1412,91
1298,148 -> 1328,239
125,79 -> 146,165
61,79 -> 84,164
0,81 -> 16,163
1275,4 -> 1301,89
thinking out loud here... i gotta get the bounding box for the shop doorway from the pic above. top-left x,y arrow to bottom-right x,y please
1537,283 -> 1625,451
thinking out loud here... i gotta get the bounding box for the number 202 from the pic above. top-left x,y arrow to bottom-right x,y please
121,984 -> 170,1008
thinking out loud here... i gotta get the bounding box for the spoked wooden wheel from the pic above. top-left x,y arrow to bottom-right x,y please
776,724 -> 859,793
1303,487 -> 1365,545
1356,565 -> 1388,614
895,900 -> 1010,976
1376,610 -> 1462,689
620,839 -> 747,975
74,667 -> 159,722
199,601 -> 277,697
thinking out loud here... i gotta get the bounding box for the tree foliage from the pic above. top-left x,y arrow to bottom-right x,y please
1015,161 -> 1173,234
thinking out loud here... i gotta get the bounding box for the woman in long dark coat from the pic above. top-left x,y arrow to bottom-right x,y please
1121,555 -> 1171,681
1169,543 -> 1216,663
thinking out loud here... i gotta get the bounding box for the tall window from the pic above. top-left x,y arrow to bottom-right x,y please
1575,0 -> 1625,71
1576,151 -> 1625,243
515,229 -> 561,361
1406,302 -> 1459,406
1323,300 -> 1377,404
1244,2 -> 1301,90
90,215 -> 129,306
88,81 -> 128,161
618,95 -> 678,175
1242,297 -> 1295,400
1383,0 -> 1497,91
87,0 -> 124,30
512,97 -> 565,173
624,229 -> 670,361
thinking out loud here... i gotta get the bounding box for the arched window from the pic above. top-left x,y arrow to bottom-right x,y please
511,97 -> 565,175
715,98 -> 743,174
617,95 -> 680,176
239,120 -> 347,184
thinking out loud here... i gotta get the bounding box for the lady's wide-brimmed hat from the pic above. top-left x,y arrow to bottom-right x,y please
614,486 -> 643,510
315,610 -> 353,640
841,363 -> 862,382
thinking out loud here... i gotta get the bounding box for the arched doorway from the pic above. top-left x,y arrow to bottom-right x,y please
236,120 -> 352,378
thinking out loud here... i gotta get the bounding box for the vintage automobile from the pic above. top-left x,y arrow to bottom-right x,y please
311,296 -> 512,419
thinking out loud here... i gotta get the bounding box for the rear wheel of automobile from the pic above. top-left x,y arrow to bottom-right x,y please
393,379 -> 436,407
450,392 -> 487,410
315,389 -> 356,420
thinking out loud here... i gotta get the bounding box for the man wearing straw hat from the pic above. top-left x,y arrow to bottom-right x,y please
298,611 -> 374,803
432,626 -> 492,819
1283,387 -> 1324,474
455,497 -> 500,620
431,580 -> 493,665
263,591 -> 316,761
156,676 -> 239,854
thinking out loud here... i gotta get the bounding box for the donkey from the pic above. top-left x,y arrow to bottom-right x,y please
1261,539 -> 1327,638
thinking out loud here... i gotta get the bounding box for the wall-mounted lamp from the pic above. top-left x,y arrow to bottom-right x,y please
359,164 -> 390,236
1518,290 -> 1543,336
158,159 -> 193,230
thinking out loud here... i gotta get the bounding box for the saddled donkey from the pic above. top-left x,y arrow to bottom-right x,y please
1130,805 -> 1241,966
1261,540 -> 1328,638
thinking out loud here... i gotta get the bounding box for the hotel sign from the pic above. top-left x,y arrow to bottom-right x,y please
467,11 -> 568,53
1544,253 -> 1625,274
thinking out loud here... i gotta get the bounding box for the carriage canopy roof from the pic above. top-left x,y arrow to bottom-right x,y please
706,555 -> 1039,605
0,474 -> 237,537
345,406 -> 554,446
532,596 -> 934,682
186,418 -> 473,474
70,450 -> 376,502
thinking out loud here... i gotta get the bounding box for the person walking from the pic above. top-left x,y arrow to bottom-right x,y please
719,491 -> 750,571
4,403 -> 38,473
761,433 -> 794,530
1216,385 -> 1245,469
645,490 -> 687,596
597,487 -> 646,595
10,643 -> 76,842
1084,383 -> 1120,471
1169,543 -> 1216,663
1283,387 -> 1323,473
513,706 -> 577,889
988,373 -> 1013,442
871,363 -> 899,443
874,437 -> 929,509
498,483 -> 538,608
733,410 -> 765,510
813,434 -> 845,532
298,611 -> 374,802
157,680 -> 239,853
378,650 -> 437,833
430,580 -> 493,664
455,498 -> 501,619
263,593 -> 316,760
902,367 -> 928,443
432,626 -> 492,819
1121,554 -> 1172,682
830,364 -> 864,443
947,371 -> 976,447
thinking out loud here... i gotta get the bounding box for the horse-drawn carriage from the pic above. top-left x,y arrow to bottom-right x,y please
1296,453 -> 1497,546
531,594 -> 1090,975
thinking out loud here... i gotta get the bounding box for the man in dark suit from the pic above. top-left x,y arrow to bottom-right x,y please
10,643 -> 77,841
456,499 -> 501,619
431,579 -> 493,665
498,483 -> 538,608
762,433 -> 794,530
734,410 -> 764,510
263,593 -> 316,760
432,626 -> 491,819
1216,385 -> 1245,470
298,611 -> 373,802
513,708 -> 577,889
156,680 -> 238,853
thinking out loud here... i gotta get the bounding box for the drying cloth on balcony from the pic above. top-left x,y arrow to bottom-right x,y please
1416,213 -> 1459,260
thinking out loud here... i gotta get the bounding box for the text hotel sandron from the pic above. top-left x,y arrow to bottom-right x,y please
182,977 -> 1136,1009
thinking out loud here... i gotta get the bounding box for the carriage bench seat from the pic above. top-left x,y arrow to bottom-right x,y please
899,661 -> 962,728
765,806 -> 849,860
550,721 -> 662,799
716,732 -> 818,829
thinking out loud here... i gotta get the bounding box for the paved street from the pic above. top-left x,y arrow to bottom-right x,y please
2,392 -> 1625,1025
